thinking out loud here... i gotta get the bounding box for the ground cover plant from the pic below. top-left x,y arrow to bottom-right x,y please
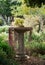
0,35 -> 19,65
24,32 -> 45,59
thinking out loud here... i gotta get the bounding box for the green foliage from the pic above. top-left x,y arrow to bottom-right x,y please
0,0 -> 18,24
0,36 -> 15,58
25,0 -> 45,7
29,5 -> 45,16
0,36 -> 18,65
0,33 -> 8,43
39,54 -> 45,60
0,19 -> 4,26
0,48 -> 7,60
30,7 -> 40,15
0,0 -> 23,16
29,41 -> 45,55
0,49 -> 18,65
11,1 -> 30,16
24,32 -> 45,58
2,59 -> 19,65
31,33 -> 45,42
0,0 -> 11,16
0,26 -> 8,33
31,33 -> 40,41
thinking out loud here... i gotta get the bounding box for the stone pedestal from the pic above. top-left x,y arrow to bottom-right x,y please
9,27 -> 33,60
18,33 -> 24,56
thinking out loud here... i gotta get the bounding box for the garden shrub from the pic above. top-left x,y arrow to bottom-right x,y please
0,36 -> 18,65
0,49 -> 7,65
0,26 -> 8,33
31,33 -> 40,41
39,33 -> 45,42
0,39 -> 15,59
29,41 -> 45,55
4,59 -> 19,65
39,54 -> 45,60
0,49 -> 18,65
0,33 -> 8,44
0,19 -> 4,26
24,32 -> 45,57
31,32 -> 45,42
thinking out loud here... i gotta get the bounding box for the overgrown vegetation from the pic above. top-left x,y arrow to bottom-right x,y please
0,36 -> 18,65
25,32 -> 45,59
0,19 -> 4,26
0,0 -> 45,64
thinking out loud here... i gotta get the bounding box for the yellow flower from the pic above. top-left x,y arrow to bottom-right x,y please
14,18 -> 24,26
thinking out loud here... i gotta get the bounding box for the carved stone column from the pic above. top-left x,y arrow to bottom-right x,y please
18,32 -> 24,57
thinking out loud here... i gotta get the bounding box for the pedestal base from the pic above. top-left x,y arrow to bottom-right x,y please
15,54 -> 27,62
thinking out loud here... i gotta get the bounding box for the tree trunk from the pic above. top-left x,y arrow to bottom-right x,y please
2,15 -> 11,25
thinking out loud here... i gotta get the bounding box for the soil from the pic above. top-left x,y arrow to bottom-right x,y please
16,56 -> 45,65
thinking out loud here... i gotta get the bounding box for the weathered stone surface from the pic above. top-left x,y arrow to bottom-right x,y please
9,26 -> 33,59
9,28 -> 14,46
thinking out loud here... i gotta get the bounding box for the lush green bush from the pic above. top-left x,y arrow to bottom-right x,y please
28,33 -> 45,55
39,54 -> 45,60
24,32 -> 45,58
0,26 -> 8,33
0,32 -> 8,43
31,33 -> 45,42
30,5 -> 45,16
0,19 -> 4,26
0,36 -> 18,65
0,49 -> 18,65
0,36 -> 15,59
0,48 -> 7,64
29,41 -> 45,55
